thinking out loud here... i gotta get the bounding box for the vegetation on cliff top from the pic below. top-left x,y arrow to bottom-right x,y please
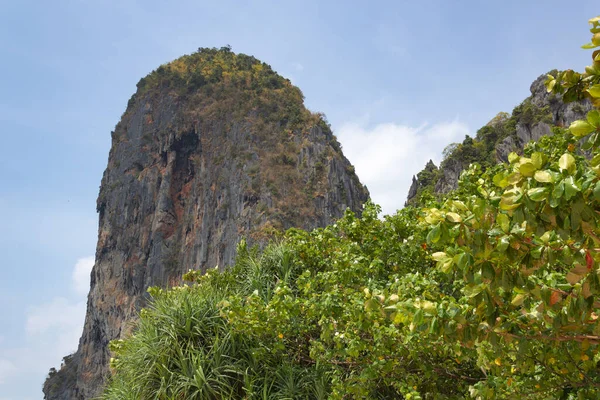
117,46 -> 366,236
128,45 -> 329,135
406,98 -> 555,207
100,17 -> 600,399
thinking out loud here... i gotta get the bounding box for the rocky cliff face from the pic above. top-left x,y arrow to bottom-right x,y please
406,73 -> 592,205
43,48 -> 369,400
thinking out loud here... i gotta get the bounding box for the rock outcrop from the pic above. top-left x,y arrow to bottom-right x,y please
406,73 -> 592,205
43,48 -> 369,399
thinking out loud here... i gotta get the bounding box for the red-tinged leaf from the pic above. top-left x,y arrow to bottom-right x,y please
586,251 -> 594,271
550,291 -> 562,306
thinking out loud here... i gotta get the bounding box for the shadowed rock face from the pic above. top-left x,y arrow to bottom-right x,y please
43,49 -> 369,400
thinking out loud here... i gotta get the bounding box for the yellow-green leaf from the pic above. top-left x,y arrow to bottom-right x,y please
569,120 -> 596,137
511,294 -> 526,307
527,187 -> 548,202
531,152 -> 545,169
497,213 -> 510,233
588,110 -> 600,127
519,161 -> 537,177
446,212 -> 463,223
559,153 -> 576,174
534,170 -> 553,183
588,84 -> 600,98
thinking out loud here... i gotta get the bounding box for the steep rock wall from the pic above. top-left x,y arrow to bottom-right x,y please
43,48 -> 369,399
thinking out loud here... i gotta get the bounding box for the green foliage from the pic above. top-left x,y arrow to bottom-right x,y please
406,160 -> 442,206
410,92 -> 555,208
102,243 -> 329,400
103,17 -> 600,400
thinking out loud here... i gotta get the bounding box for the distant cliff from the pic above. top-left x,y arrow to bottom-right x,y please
406,73 -> 592,205
43,47 -> 369,400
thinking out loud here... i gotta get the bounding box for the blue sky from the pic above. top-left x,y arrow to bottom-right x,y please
0,1 -> 597,398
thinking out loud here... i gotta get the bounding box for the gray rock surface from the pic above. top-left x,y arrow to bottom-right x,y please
433,157 -> 462,194
43,69 -> 368,399
406,176 -> 418,201
406,73 -> 592,204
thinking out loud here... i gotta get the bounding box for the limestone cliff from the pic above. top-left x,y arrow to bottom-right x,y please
406,73 -> 592,205
43,47 -> 369,399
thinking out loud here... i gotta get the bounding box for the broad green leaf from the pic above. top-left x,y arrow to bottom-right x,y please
534,170 -> 553,183
511,294 -> 526,307
586,64 -> 600,75
431,252 -> 447,261
519,161 -> 537,177
508,152 -> 519,163
594,181 -> 600,201
500,188 -> 522,211
527,187 -> 548,202
552,180 -> 565,200
493,172 -> 509,188
531,152 -> 545,169
455,252 -> 472,270
540,231 -> 552,243
446,212 -> 462,223
463,284 -> 485,298
364,298 -> 380,312
588,84 -> 600,98
564,176 -> 580,201
439,258 -> 454,273
587,110 -> 600,127
497,213 -> 510,233
558,153 -> 576,174
481,263 -> 495,281
507,172 -> 523,185
531,246 -> 543,259
413,309 -> 424,325
569,120 -> 596,137
427,224 -> 442,244
496,235 -> 509,253
594,32 -> 600,46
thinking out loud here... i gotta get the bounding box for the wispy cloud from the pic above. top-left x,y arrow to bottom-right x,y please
72,256 -> 95,296
1,257 -> 93,393
338,117 -> 469,215
26,297 -> 86,341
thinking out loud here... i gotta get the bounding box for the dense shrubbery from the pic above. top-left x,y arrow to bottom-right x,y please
102,17 -> 600,399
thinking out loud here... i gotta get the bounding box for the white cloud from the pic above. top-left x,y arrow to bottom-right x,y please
26,297 -> 86,342
72,256 -> 95,296
0,359 -> 17,385
0,256 -> 94,396
338,118 -> 470,215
